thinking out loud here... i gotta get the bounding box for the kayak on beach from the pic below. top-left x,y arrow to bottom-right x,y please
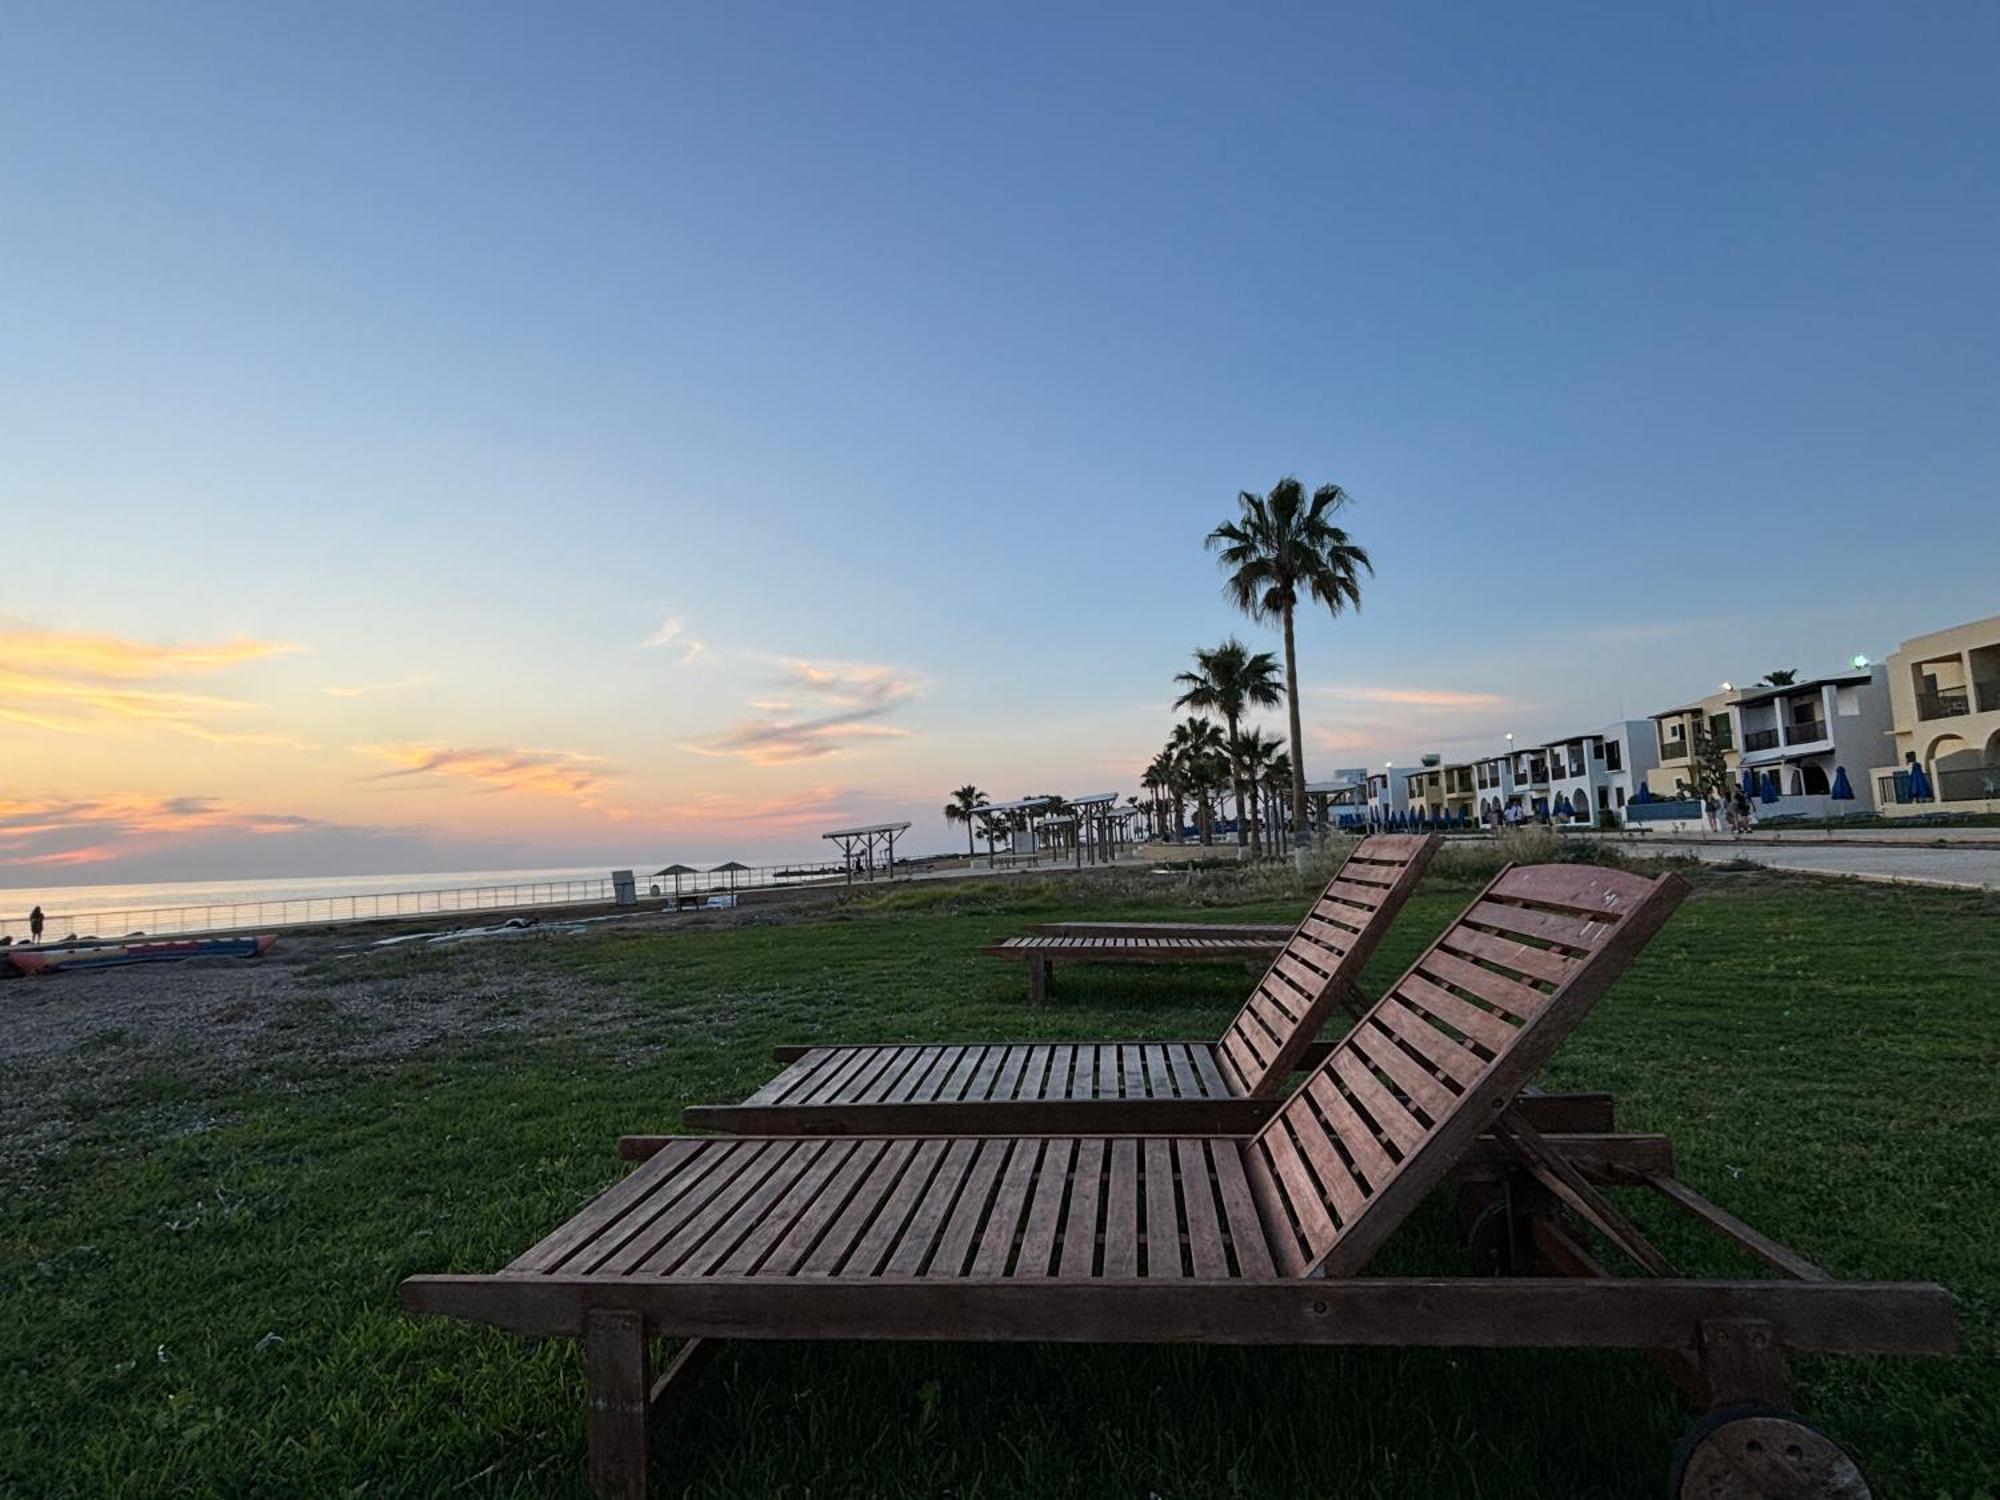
7,934 -> 278,976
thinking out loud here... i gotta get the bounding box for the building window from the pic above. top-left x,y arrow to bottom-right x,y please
1604,741 -> 1622,772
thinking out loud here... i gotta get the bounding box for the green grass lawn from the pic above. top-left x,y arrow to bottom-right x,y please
3,867 -> 1996,1498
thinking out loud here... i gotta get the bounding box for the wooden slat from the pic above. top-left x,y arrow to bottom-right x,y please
801,1139 -> 923,1275
1101,1140 -> 1141,1278
714,1141 -> 862,1276
1175,1139 -> 1229,1278
1139,1138 -> 1179,1278
1057,1139 -> 1106,1278
925,1139 -> 1012,1278
971,1139 -> 1046,1277
836,1139 -> 947,1278
883,1139 -> 980,1276
756,1141 -> 890,1276
510,1139 -> 706,1274
1211,1144 -> 1276,1277
1419,950 -> 1553,1025
1012,1138 -> 1073,1279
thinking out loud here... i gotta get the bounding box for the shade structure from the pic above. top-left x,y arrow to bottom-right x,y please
1759,772 -> 1779,804
710,859 -> 752,891
1906,760 -> 1934,801
1830,767 -> 1855,801
1632,784 -> 1654,804
654,862 -> 699,898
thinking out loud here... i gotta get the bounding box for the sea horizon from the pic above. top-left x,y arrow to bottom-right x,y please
0,852 -> 854,925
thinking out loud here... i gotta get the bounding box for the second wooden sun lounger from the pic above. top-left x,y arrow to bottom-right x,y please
403,864 -> 1954,1499
684,833 -> 1441,1136
984,839 -> 1449,1005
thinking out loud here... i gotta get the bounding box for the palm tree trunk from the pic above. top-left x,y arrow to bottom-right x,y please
1282,604 -> 1310,847
1224,712 -> 1248,850
964,819 -> 975,858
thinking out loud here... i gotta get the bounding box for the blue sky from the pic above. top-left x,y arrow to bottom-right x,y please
2,3 -> 1996,881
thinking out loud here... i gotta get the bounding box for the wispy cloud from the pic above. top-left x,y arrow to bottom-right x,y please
323,674 -> 429,699
0,628 -> 302,679
0,627 -> 314,747
640,614 -> 707,664
1314,685 -> 1508,708
688,658 -> 923,766
354,743 -> 615,803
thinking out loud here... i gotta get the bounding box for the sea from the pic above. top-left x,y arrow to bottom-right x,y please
0,862 -> 730,927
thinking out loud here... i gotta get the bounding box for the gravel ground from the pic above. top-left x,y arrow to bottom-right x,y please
0,898 -> 821,1169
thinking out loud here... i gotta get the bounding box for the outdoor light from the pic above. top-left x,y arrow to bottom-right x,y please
1720,681 -> 1733,692
1851,654 -> 1870,669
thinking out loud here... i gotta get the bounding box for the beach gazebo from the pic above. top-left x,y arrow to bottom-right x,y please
820,821 -> 912,883
710,860 -> 751,894
654,863 -> 699,902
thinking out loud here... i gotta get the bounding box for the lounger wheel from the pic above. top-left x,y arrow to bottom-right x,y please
1668,1401 -> 1871,1499
1460,1198 -> 1531,1275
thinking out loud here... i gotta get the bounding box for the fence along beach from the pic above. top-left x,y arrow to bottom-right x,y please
0,857 -> 849,944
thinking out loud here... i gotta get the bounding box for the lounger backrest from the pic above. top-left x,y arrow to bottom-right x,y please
1246,863 -> 1687,1278
1215,834 -> 1440,1097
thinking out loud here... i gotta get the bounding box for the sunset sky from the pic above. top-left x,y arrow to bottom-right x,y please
4,4 -> 1997,886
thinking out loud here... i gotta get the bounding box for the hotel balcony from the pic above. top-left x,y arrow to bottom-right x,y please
1743,728 -> 1781,753
1783,718 -> 1828,746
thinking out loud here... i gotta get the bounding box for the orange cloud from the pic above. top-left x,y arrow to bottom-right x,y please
0,629 -> 300,679
0,626 -> 310,746
354,744 -> 615,803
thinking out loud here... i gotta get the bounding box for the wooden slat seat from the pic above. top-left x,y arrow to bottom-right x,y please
506,1132 -> 1278,1283
403,863 -> 1963,1500
684,834 -> 1441,1135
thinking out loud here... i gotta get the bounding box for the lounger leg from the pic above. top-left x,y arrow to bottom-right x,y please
1694,1317 -> 1788,1409
1026,956 -> 1049,1006
585,1309 -> 651,1500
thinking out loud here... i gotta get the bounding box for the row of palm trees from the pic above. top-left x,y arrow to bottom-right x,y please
1142,476 -> 1372,855
944,475 -> 1371,863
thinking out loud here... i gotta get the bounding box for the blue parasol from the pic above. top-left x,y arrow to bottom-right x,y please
1830,766 -> 1855,801
1741,767 -> 1758,796
1906,760 -> 1934,801
1759,771 -> 1779,804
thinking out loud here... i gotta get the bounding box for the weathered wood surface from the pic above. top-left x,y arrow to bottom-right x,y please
1243,864 -> 1690,1278
403,1272 -> 1957,1352
709,835 -> 1440,1133
1026,921 -> 1293,940
982,935 -> 1286,961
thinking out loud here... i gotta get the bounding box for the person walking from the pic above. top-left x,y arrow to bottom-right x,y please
1704,793 -> 1721,833
28,905 -> 45,943
1729,791 -> 1750,836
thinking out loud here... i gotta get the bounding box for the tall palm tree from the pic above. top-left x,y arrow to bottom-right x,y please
1140,752 -> 1175,840
1173,638 -> 1282,849
1761,668 -> 1799,686
1208,476 -> 1373,848
942,784 -> 989,858
1169,717 -> 1227,845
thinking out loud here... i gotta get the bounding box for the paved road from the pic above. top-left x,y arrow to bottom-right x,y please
1628,839 -> 2000,890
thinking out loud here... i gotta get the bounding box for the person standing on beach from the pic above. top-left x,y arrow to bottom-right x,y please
1704,793 -> 1721,833
29,905 -> 45,942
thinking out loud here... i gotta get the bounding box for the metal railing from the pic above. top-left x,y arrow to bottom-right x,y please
1917,688 -> 1969,721
1938,765 -> 2000,803
1743,728 -> 1781,752
0,860 -> 852,943
1784,718 -> 1828,746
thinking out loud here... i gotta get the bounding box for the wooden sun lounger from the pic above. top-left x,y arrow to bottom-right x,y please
404,864 -> 1956,1497
683,834 -> 1440,1136
979,837 -> 1437,1005
1025,919 -> 1294,940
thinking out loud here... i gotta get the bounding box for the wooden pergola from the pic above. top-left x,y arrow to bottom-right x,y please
820,821 -> 912,883
970,797 -> 1058,868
